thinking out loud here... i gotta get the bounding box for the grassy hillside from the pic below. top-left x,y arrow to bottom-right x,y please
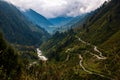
39,0 -> 120,79
78,0 -> 120,45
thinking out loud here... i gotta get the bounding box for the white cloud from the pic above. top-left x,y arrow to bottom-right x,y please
5,0 -> 108,18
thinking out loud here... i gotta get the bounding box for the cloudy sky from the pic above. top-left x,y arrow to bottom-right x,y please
5,0 -> 108,18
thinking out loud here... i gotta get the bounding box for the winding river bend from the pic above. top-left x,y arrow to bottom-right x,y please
36,48 -> 48,61
28,48 -> 48,68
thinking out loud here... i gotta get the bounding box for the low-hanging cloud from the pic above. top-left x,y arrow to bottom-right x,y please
5,0 -> 108,18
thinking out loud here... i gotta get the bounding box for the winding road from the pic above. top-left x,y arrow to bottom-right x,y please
94,46 -> 107,59
79,54 -> 92,74
77,37 -> 114,79
65,54 -> 70,61
65,49 -> 71,61
78,54 -> 113,80
28,61 -> 37,69
77,37 -> 107,60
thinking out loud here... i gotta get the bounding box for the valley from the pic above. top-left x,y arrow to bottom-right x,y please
0,0 -> 120,80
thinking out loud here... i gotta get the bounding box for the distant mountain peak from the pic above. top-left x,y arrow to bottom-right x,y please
23,9 -> 55,33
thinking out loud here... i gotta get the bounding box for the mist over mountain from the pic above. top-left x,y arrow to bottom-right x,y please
55,14 -> 87,32
23,9 -> 55,33
23,9 -> 87,33
5,0 -> 108,18
48,17 -> 73,26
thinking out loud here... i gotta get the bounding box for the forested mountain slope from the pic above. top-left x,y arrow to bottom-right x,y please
0,1 -> 49,46
78,0 -> 120,45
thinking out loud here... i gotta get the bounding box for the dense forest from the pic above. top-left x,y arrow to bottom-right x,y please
0,32 -> 22,80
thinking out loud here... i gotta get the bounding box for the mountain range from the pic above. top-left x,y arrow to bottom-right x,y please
0,0 -> 120,80
23,9 -> 87,33
23,9 -> 55,33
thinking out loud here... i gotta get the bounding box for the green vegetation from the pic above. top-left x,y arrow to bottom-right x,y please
0,32 -> 23,80
39,0 -> 120,79
0,0 -> 120,80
